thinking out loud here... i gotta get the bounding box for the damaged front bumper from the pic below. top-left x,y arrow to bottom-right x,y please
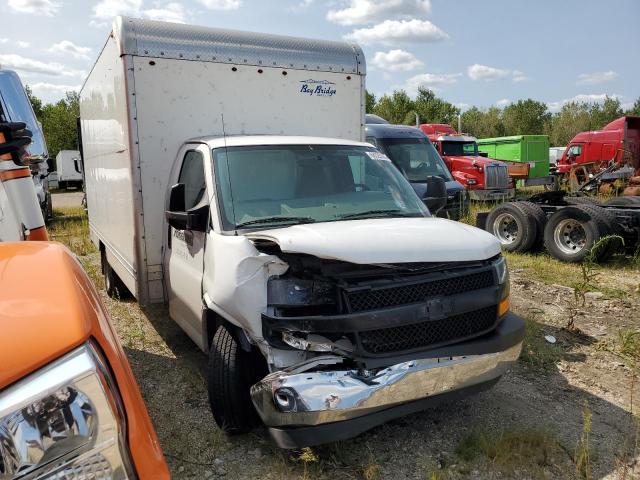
251,312 -> 524,448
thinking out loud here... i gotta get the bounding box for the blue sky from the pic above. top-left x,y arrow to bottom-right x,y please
1,0 -> 638,111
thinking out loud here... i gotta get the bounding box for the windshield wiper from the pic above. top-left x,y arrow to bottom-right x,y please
235,216 -> 316,229
337,209 -> 424,220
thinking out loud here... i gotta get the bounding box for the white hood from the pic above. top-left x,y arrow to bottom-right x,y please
246,217 -> 501,264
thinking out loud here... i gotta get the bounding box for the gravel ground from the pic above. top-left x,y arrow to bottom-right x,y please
74,251 -> 638,480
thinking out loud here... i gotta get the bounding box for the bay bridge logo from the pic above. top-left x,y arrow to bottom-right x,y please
299,79 -> 337,97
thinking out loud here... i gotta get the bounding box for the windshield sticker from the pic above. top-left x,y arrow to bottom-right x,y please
299,79 -> 337,97
366,151 -> 391,161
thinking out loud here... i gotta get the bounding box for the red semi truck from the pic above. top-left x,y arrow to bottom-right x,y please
420,124 -> 515,201
556,116 -> 640,176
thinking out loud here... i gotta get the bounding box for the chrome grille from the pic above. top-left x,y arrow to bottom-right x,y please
485,164 -> 509,189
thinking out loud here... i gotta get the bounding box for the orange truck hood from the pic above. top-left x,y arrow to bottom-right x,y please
0,241 -> 169,477
0,242 -> 93,388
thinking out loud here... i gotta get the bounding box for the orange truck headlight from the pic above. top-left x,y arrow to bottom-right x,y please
0,343 -> 135,479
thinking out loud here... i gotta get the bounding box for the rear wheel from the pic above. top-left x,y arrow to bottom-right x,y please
543,206 -> 611,263
207,324 -> 267,434
516,201 -> 547,250
101,249 -> 130,299
486,202 -> 537,253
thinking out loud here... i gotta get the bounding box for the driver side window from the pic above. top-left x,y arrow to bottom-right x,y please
179,150 -> 206,209
568,145 -> 582,157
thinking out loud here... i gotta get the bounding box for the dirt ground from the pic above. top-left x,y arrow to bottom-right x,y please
51,191 -> 84,209
49,199 -> 640,480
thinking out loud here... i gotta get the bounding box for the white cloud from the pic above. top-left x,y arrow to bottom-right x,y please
288,0 -> 313,11
547,93 -> 622,113
17,41 -> 30,48
512,70 -> 527,82
327,0 -> 430,26
576,70 -> 618,85
144,2 -> 186,22
467,64 -> 526,82
198,0 -> 241,10
344,19 -> 448,46
496,98 -> 511,108
93,0 -> 142,20
404,72 -> 461,94
7,0 -> 60,15
371,49 -> 423,72
0,54 -> 85,78
49,40 -> 92,59
467,64 -> 510,81
29,82 -> 81,94
0,38 -> 9,44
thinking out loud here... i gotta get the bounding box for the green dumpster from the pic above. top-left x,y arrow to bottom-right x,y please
477,135 -> 551,186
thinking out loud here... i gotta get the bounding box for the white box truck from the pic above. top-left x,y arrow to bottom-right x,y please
80,17 -> 524,448
55,150 -> 83,189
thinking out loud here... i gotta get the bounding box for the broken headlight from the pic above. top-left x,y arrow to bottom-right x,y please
0,344 -> 134,479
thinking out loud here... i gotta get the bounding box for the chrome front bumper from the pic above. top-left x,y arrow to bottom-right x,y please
251,342 -> 522,429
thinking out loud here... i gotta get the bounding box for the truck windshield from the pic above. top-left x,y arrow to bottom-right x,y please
213,144 -> 428,230
441,141 -> 478,156
379,137 -> 454,182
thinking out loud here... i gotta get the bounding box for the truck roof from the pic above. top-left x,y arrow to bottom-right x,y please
477,135 -> 549,144
0,242 -> 93,388
100,16 -> 365,80
365,124 -> 428,139
192,135 -> 372,149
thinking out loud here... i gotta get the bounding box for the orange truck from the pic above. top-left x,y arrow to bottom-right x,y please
0,79 -> 169,478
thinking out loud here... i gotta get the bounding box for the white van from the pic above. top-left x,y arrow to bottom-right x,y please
80,17 -> 524,448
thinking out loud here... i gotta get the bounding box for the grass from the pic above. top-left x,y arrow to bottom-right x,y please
519,317 -> 564,371
455,426 -> 562,476
48,207 -> 96,257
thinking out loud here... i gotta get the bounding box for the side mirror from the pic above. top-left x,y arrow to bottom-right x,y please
422,176 -> 447,215
165,183 -> 209,232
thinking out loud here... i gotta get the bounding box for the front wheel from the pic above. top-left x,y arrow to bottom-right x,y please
207,324 -> 267,434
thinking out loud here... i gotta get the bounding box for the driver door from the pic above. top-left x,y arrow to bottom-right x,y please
165,144 -> 210,346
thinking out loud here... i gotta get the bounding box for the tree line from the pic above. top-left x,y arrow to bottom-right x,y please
26,85 -> 640,160
368,87 -> 640,146
26,87 -> 80,162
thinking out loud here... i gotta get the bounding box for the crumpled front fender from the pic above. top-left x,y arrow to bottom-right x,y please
202,232 -> 288,340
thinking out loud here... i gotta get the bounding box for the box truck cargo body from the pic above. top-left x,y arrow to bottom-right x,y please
81,17 -> 523,448
80,17 -> 365,304
55,150 -> 83,188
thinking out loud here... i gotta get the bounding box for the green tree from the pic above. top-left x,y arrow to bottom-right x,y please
625,98 -> 640,116
413,87 -> 459,125
547,102 -> 592,146
39,91 -> 80,159
502,99 -> 550,135
25,85 -> 43,118
589,96 -> 622,129
365,90 -> 376,113
372,90 -> 414,125
460,106 -> 505,138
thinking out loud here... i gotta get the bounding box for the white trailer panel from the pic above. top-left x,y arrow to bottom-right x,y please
56,150 -> 83,183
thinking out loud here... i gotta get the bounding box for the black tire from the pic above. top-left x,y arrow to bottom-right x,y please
101,250 -> 130,299
516,201 -> 547,250
577,204 -> 622,260
207,324 -> 267,434
604,196 -> 640,206
485,202 -> 537,253
543,206 -> 610,263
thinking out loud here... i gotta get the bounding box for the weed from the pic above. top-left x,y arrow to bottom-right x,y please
574,403 -> 592,479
